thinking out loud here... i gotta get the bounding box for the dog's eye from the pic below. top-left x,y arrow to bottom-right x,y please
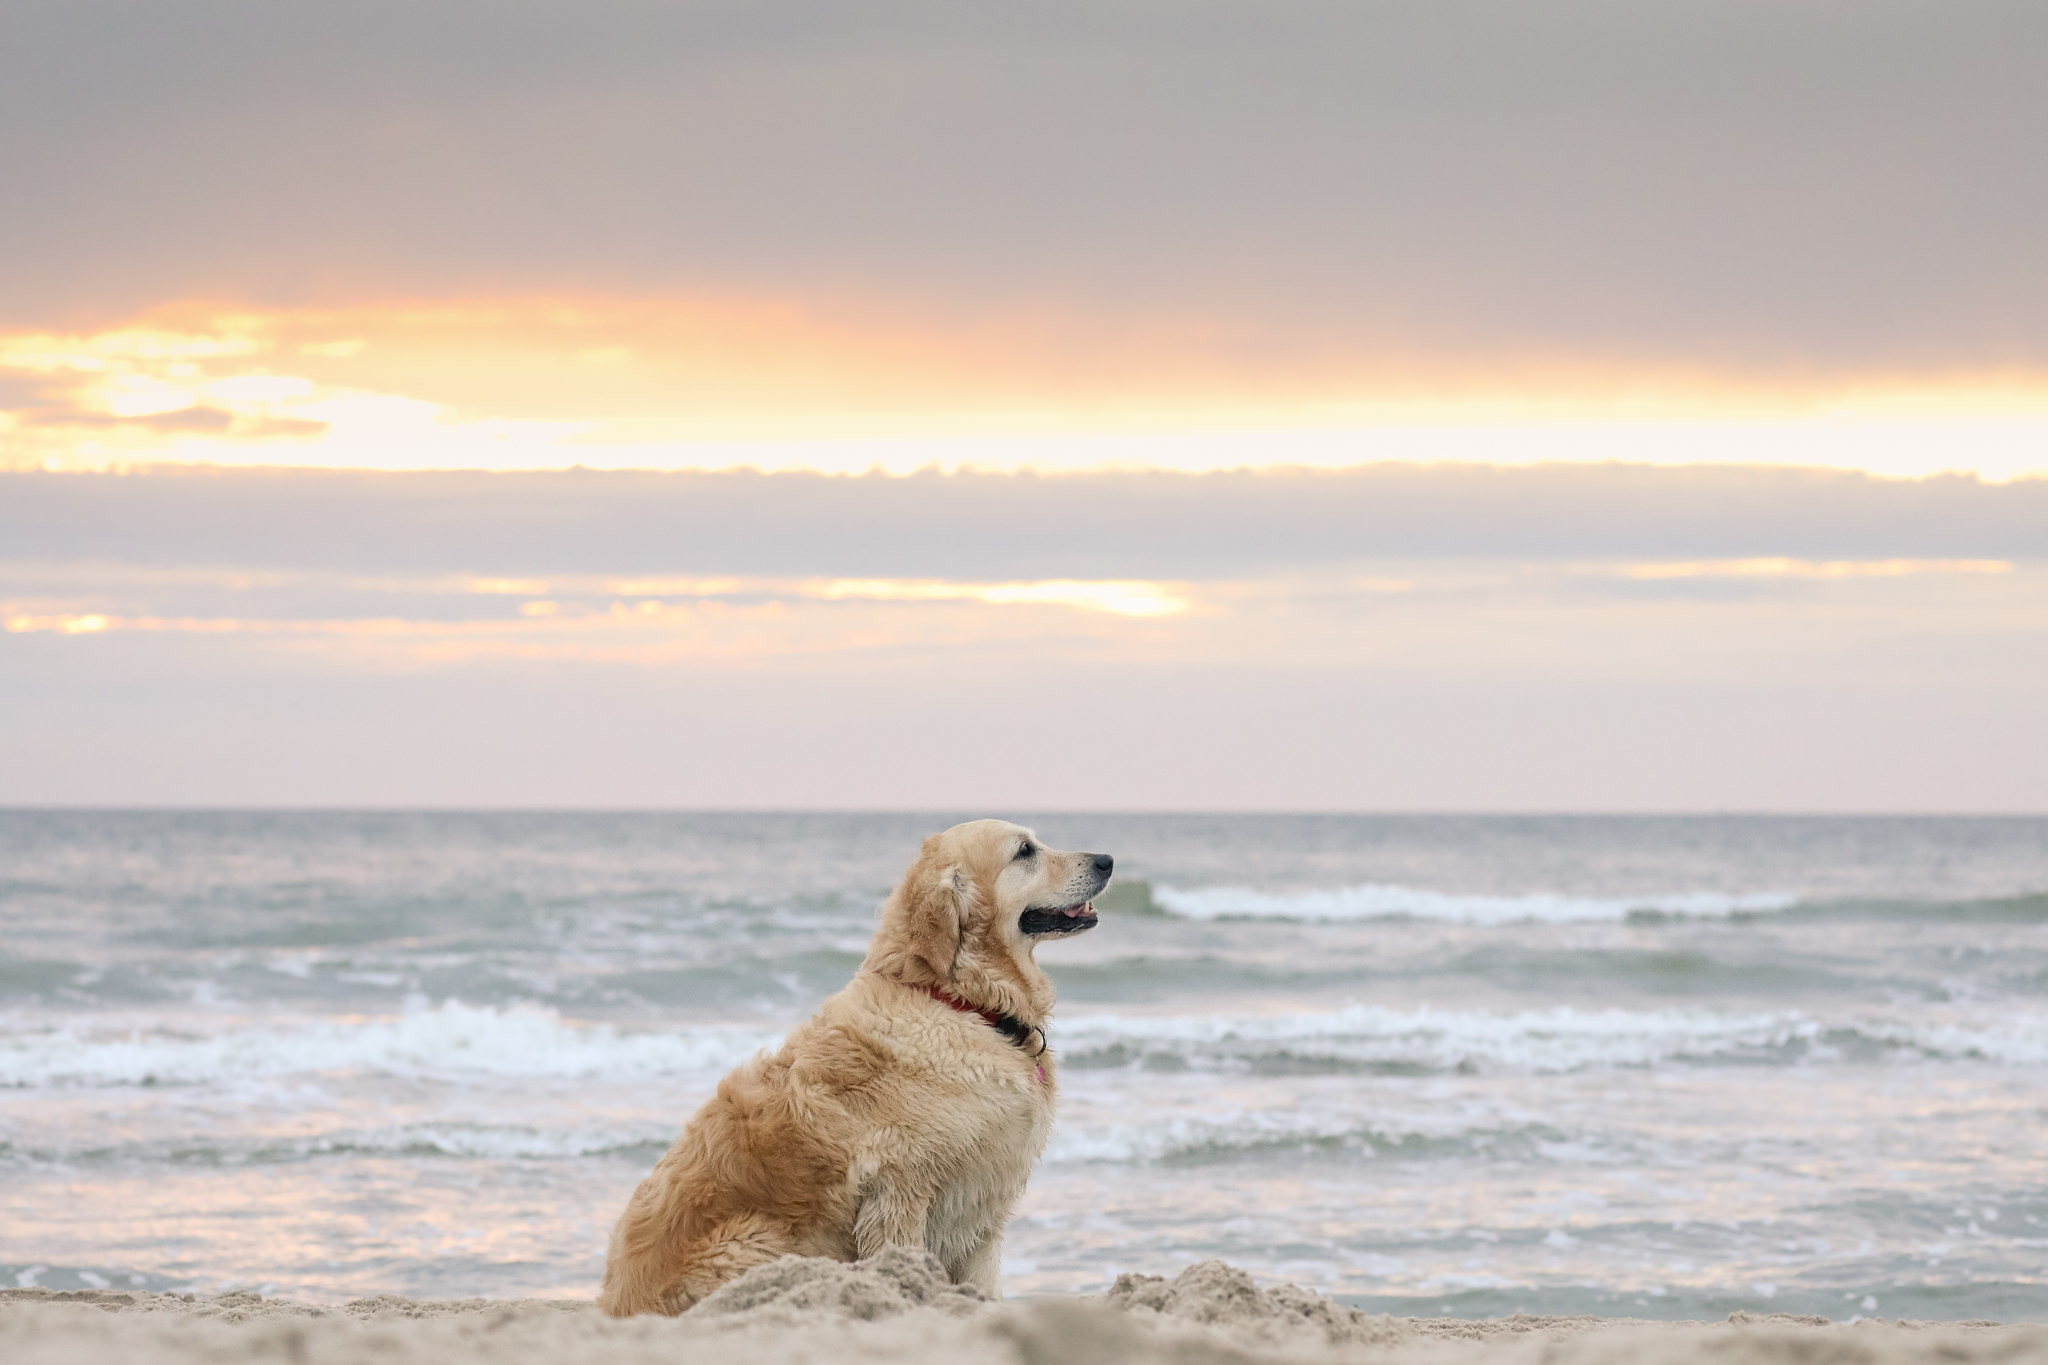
1013,843 -> 1035,861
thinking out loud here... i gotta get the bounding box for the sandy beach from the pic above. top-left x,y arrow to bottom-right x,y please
4,1254 -> 2041,1365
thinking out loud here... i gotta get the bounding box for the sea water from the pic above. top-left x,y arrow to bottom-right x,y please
1,812 -> 2044,1320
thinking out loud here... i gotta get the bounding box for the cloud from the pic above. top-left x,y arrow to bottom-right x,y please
8,5 -> 2047,808
2,2 -> 2044,373
1618,559 -> 2013,582
1,575 -> 1189,645
7,559 -> 2045,809
5,467 -> 2044,809
0,374 -> 57,409
54,406 -> 239,433
3,466 -> 2043,583
0,325 -> 334,453
9,307 -> 2048,479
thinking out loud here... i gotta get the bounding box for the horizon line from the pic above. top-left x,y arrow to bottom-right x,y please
4,805 -> 2043,819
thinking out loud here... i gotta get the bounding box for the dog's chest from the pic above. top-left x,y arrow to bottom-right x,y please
925,1072 -> 1052,1249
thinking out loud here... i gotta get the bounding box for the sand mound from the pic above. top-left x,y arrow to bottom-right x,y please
1108,1260 -> 1398,1345
688,1246 -> 989,1324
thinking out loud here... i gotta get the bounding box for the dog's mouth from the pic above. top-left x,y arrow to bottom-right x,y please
1020,900 -> 1098,937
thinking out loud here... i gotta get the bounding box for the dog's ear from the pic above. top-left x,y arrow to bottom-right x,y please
870,836 -> 966,986
904,861 -> 966,985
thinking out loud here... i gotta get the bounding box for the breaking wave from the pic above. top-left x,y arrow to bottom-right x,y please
7,999 -> 2041,1093
1149,883 -> 1799,924
0,1121 -> 676,1168
1045,1113 -> 1595,1166
1056,1004 -> 2048,1074
0,1000 -> 777,1089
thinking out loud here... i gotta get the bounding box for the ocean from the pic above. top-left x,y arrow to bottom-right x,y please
2,812 -> 2044,1320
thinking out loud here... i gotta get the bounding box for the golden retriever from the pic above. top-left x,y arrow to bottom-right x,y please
597,818 -> 1112,1315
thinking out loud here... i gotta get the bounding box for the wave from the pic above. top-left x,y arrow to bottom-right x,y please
1046,1113 -> 1586,1166
5,999 -> 2043,1093
0,1104 -> 1584,1172
1148,883 -> 1798,924
2,1121 -> 675,1168
1056,1004 -> 2048,1074
1769,892 -> 2048,924
0,1001 -> 778,1089
1141,882 -> 2048,925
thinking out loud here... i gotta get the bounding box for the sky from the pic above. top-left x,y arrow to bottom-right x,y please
6,465 -> 2044,809
2,2 -> 2044,808
5,0 -> 2048,478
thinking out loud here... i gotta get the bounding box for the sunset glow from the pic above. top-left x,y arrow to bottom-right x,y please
0,572 -> 1200,666
6,303 -> 2048,480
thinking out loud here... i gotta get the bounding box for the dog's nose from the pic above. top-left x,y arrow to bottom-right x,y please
1091,853 -> 1114,875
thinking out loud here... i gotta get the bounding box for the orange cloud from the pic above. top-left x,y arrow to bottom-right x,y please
0,575 -> 1196,658
6,298 -> 2048,478
7,559 -> 2036,674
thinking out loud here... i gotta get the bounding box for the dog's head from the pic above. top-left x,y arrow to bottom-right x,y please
861,819 -> 1113,1022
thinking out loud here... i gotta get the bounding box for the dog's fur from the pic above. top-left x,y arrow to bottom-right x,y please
597,819 -> 1111,1316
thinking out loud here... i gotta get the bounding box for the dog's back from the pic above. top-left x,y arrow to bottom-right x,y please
597,1019 -> 862,1315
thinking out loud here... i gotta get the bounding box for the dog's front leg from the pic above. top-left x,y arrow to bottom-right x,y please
852,1171 -> 933,1258
953,1228 -> 1004,1299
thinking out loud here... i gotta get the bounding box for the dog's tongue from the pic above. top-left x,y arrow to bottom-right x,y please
1063,901 -> 1095,918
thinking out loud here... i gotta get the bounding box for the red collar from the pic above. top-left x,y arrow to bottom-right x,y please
922,984 -> 1009,1030
919,984 -> 1048,1059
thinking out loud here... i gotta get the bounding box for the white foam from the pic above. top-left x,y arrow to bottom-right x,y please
1150,883 -> 1798,924
1058,1004 -> 1814,1073
84,1122 -> 678,1164
1055,1004 -> 2048,1074
0,1000 -> 778,1089
1847,1014 -> 2048,1067
1045,1107 -> 1518,1165
262,1121 -> 676,1161
6,999 -> 2040,1095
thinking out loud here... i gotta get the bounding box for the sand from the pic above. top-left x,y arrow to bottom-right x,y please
3,1252 -> 2041,1365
